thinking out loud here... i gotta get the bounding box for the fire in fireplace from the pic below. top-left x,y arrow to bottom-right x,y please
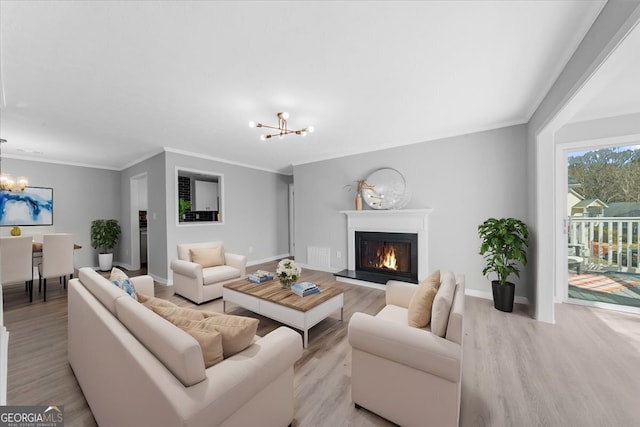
355,231 -> 418,283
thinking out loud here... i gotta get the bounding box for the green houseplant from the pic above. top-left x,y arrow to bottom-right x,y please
478,217 -> 529,312
91,219 -> 121,271
178,199 -> 191,221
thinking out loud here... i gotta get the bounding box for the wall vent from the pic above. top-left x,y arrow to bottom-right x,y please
307,246 -> 331,269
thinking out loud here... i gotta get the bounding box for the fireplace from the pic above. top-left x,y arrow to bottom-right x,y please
337,209 -> 431,287
355,231 -> 418,283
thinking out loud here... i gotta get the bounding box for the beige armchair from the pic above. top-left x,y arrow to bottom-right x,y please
170,241 -> 246,304
348,273 -> 465,427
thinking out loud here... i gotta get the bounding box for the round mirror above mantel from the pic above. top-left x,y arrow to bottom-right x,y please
361,168 -> 410,210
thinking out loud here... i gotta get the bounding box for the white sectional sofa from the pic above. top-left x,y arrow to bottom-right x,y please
68,267 -> 302,427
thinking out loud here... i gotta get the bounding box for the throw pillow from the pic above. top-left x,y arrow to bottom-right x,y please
112,278 -> 138,301
151,306 -> 206,325
189,246 -> 224,268
407,270 -> 440,328
109,267 -> 129,282
136,293 -> 177,309
185,328 -> 224,368
150,306 -> 223,368
196,312 -> 259,358
431,271 -> 457,337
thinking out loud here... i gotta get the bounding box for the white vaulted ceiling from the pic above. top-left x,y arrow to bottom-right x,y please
0,1 -> 607,173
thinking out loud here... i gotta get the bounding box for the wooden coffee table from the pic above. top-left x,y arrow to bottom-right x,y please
223,279 -> 344,348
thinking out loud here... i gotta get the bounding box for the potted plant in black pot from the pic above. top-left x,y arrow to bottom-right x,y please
478,217 -> 529,312
91,219 -> 121,271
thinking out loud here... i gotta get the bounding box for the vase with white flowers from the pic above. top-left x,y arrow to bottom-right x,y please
276,259 -> 302,289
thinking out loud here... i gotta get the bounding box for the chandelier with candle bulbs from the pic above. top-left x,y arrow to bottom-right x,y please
0,139 -> 29,192
249,112 -> 314,141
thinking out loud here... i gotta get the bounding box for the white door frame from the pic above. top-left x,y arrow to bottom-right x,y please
289,183 -> 295,256
129,173 -> 148,271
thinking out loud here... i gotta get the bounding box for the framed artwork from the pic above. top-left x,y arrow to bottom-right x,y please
0,186 -> 54,226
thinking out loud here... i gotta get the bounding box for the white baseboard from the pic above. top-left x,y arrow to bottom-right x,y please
149,274 -> 169,286
465,288 -> 530,305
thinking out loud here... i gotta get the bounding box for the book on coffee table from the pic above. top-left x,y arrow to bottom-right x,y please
248,270 -> 274,283
291,282 -> 320,297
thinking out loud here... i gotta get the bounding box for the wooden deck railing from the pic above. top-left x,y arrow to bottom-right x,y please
569,217 -> 640,273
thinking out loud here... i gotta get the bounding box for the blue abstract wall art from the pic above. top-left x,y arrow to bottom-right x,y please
0,186 -> 53,226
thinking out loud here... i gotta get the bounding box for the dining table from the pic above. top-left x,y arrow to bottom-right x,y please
31,241 -> 82,254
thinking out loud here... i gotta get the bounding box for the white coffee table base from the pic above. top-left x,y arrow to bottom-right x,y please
223,288 -> 344,348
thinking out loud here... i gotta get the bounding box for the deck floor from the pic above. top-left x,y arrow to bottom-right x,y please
569,271 -> 640,308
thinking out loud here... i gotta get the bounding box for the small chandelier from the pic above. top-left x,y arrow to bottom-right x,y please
0,139 -> 28,192
249,112 -> 314,141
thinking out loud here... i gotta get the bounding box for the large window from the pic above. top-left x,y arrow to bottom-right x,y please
176,168 -> 223,224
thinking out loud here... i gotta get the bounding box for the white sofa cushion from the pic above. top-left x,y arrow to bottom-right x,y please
431,271 -> 457,337
115,295 -> 207,387
376,304 -> 410,325
202,265 -> 241,285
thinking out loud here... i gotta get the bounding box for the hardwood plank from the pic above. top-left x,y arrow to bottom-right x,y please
3,263 -> 640,426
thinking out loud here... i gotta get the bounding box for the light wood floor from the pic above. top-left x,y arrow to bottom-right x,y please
3,263 -> 640,426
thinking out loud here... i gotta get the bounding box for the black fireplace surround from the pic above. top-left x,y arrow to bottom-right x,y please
339,231 -> 417,284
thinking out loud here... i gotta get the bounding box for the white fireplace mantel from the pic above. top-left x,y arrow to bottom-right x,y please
341,209 -> 433,282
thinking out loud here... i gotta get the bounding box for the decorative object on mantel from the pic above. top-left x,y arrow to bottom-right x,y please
10,226 -> 21,236
361,168 -> 410,210
249,112 -> 314,141
344,179 -> 375,210
0,138 -> 29,192
478,217 -> 529,313
276,258 -> 301,289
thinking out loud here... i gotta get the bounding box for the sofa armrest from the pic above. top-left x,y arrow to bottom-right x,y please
385,280 -> 417,308
348,312 -> 461,383
170,259 -> 203,280
130,275 -> 155,297
224,253 -> 247,276
186,326 -> 303,426
231,326 -> 302,370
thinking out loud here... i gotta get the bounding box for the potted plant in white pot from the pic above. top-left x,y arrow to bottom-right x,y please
91,219 -> 121,271
478,217 -> 529,312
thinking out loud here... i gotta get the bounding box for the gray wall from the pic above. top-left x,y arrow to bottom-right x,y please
3,151 -> 292,284
527,0 -> 640,322
119,152 -> 167,282
163,151 -> 291,284
0,158 -> 120,269
293,124 -> 529,298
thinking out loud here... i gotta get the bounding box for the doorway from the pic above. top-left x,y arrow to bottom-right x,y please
564,144 -> 640,314
130,173 -> 148,272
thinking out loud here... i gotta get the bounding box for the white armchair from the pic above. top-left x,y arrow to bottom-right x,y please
348,274 -> 465,427
170,241 -> 246,304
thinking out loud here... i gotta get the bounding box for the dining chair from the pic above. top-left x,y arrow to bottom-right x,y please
39,233 -> 74,302
0,236 -> 34,302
